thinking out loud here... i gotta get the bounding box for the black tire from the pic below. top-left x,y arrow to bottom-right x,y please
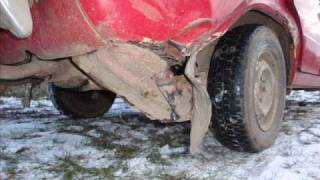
48,83 -> 116,119
208,25 -> 286,152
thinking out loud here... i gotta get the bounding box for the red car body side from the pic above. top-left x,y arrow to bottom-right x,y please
0,0 -> 319,88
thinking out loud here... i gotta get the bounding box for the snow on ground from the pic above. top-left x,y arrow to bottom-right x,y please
1,91 -> 320,179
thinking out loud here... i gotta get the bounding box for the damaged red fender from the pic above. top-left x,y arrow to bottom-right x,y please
0,0 -> 304,82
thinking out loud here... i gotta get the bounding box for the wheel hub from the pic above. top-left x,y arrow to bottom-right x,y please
254,53 -> 277,131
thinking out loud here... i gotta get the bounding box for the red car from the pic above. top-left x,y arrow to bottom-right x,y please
1,0 -> 320,154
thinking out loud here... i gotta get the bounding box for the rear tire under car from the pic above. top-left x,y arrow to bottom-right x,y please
48,83 -> 116,119
208,25 -> 286,152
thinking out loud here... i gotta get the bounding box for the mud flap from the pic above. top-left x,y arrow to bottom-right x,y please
185,52 -> 212,154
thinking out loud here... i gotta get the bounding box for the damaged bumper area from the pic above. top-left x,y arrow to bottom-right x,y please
72,43 -> 193,122
72,41 -> 216,154
0,40 -> 216,154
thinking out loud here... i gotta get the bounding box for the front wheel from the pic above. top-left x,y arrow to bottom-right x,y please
48,83 -> 116,119
208,25 -> 286,152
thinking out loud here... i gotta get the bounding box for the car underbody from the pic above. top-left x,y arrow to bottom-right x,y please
0,36 -> 217,153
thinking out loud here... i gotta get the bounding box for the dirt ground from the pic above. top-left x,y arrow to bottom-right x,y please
0,85 -> 7,95
1,91 -> 320,179
0,83 -> 47,98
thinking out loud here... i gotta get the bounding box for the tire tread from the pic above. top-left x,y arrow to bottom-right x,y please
208,25 -> 261,152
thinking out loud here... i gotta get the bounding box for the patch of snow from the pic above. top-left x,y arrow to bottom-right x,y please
1,91 -> 320,179
159,145 -> 186,156
287,90 -> 320,102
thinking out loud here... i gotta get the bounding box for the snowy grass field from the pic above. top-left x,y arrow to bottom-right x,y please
1,91 -> 320,179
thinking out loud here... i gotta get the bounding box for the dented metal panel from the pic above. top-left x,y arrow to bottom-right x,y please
79,0 -> 213,42
72,43 -> 193,122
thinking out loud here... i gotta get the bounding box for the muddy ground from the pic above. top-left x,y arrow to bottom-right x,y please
1,90 -> 320,179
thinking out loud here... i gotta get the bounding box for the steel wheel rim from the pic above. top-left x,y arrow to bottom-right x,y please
254,52 -> 278,132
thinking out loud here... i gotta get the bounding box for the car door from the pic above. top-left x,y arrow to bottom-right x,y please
294,0 -> 320,75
